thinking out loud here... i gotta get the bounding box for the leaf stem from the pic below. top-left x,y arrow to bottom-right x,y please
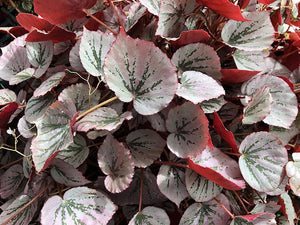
233,191 -> 250,214
8,0 -> 21,13
222,151 -> 242,157
139,168 -> 144,212
0,157 -> 23,170
227,115 -> 243,129
109,0 -> 125,30
154,160 -> 189,169
214,197 -> 234,219
76,96 -> 118,121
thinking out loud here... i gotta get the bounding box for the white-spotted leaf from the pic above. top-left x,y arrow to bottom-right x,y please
166,102 -> 211,158
129,206 -> 170,225
200,96 -> 227,114
41,187 -> 117,225
34,72 -> 65,97
9,67 -> 35,85
126,129 -> 165,168
103,30 -> 177,115
222,11 -> 275,51
239,132 -> 288,192
98,134 -> 134,193
139,0 -> 161,16
0,89 -> 16,105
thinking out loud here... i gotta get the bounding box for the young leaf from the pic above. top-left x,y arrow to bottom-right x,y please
189,146 -> 245,190
98,134 -> 134,193
221,11 -> 275,51
200,96 -> 227,114
171,43 -> 222,79
41,187 -> 117,225
157,165 -> 189,207
139,0 -> 161,16
79,28 -> 115,78
179,194 -> 231,225
231,213 -> 276,225
103,30 -> 177,115
166,102 -> 211,158
129,206 -> 170,225
126,129 -> 165,168
239,132 -> 288,192
279,192 -> 297,225
0,195 -> 38,225
0,89 -> 17,105
34,72 -> 65,97
185,168 -> 223,202
176,71 -> 225,104
31,100 -> 77,172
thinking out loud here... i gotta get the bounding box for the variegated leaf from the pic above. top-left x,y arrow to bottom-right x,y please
233,49 -> 268,71
241,74 -> 298,128
221,11 -> 275,51
58,83 -> 101,113
242,86 -> 273,124
156,0 -> 195,38
98,134 -> 134,193
41,187 -> 117,225
177,71 -> 225,104
126,2 -> 147,31
26,41 -> 53,78
69,40 -> 85,72
0,164 -> 24,199
269,122 -> 300,146
171,43 -> 222,79
103,30 -> 177,115
9,68 -> 35,85
231,213 -> 276,225
279,192 -> 297,225
239,132 -> 288,192
17,116 -> 35,139
25,93 -> 56,123
79,28 -> 115,78
34,71 -> 65,97
200,96 -> 227,114
286,153 -> 300,197
0,195 -> 38,225
129,206 -> 170,225
157,165 -> 189,207
139,0 -> 161,16
179,194 -> 231,225
50,159 -> 90,186
23,139 -> 32,178
0,89 -> 16,105
31,100 -> 77,172
126,129 -> 165,168
166,102 -> 211,158
185,168 -> 222,202
56,135 -> 89,168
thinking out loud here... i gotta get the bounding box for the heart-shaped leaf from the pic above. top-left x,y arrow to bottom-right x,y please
34,72 -> 65,97
126,129 -> 165,168
139,0 -> 161,16
231,213 -> 276,225
104,30 -> 177,115
222,11 -> 275,51
98,134 -> 134,193
239,132 -> 288,192
41,187 -> 117,225
179,194 -> 231,225
0,89 -> 17,105
166,102 -> 211,158
171,43 -> 222,79
79,28 -> 115,78
185,168 -> 223,202
129,206 -> 170,225
189,146 -> 245,190
31,100 -> 77,172
200,96 -> 227,114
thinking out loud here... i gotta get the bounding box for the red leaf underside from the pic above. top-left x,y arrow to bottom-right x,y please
0,102 -> 18,130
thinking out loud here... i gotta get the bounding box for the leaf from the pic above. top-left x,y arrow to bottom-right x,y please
126,2 -> 147,31
98,134 -> 134,193
189,146 -> 245,190
0,89 -> 16,105
9,68 -> 35,85
79,28 -> 115,78
0,195 -> 38,225
0,102 -> 19,130
200,96 -> 227,114
270,122 -> 300,146
34,72 -> 65,97
25,93 -> 56,123
56,135 -> 89,168
139,0 -> 161,16
156,0 -> 195,38
233,49 -> 269,71
103,30 -> 178,115
221,11 -> 275,51
41,187 -> 117,225
241,74 -> 298,128
157,165 -> 189,207
129,206 -> 170,225
242,86 -> 273,125
58,83 -> 100,113
126,129 -> 165,168
34,0 -> 97,25
179,194 -> 231,225
279,192 -> 297,225
286,153 -> 300,196
17,116 -> 35,139
166,102 -> 211,158
0,164 -> 24,199
221,69 -> 260,83
170,30 -> 210,47
185,168 -> 223,202
31,100 -> 77,172
238,132 -> 288,192
231,213 -> 276,225
26,41 -> 53,78
69,40 -> 85,72
176,71 -> 225,104
171,43 -> 222,79
50,159 -> 90,186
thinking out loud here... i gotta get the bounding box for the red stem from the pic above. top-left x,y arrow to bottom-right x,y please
214,197 -> 235,219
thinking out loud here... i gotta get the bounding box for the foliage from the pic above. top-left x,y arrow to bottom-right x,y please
0,0 -> 299,224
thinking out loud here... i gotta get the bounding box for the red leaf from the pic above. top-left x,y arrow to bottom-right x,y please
17,13 -> 53,32
221,69 -> 260,83
85,11 -> 105,31
0,102 -> 18,130
239,0 -> 251,9
238,213 -> 267,222
197,0 -> 249,21
213,112 -> 238,153
0,26 -> 28,37
257,0 -> 277,4
170,30 -> 210,47
40,151 -> 60,172
26,27 -> 76,43
34,0 -> 97,25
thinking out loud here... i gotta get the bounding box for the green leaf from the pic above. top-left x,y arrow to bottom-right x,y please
200,96 -> 227,114
9,68 -> 35,85
0,89 -> 17,105
34,71 -> 65,97
129,206 -> 170,225
140,0 -> 161,16
233,49 -> 268,71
